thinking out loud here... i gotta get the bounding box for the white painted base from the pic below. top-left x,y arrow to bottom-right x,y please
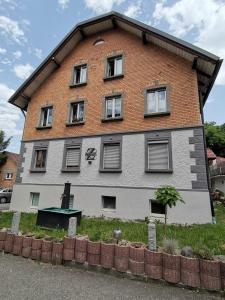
10,184 -> 212,225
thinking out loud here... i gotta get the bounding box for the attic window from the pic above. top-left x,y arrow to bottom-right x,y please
94,38 -> 105,46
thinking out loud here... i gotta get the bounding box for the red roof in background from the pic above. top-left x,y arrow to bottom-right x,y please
207,148 -> 216,160
3,151 -> 20,164
216,156 -> 225,163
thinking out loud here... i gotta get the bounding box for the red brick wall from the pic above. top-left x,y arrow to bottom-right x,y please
23,28 -> 200,141
0,158 -> 17,188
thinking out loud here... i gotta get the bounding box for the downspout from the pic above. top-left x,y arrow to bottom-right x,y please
199,93 -> 215,222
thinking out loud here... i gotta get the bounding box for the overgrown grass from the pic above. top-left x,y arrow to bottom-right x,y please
0,204 -> 225,255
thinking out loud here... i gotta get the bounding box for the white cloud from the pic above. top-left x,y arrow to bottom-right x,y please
34,48 -> 42,59
85,0 -> 124,14
0,47 -> 6,54
13,50 -> 22,60
13,63 -> 34,80
0,83 -> 22,136
58,0 -> 70,9
153,0 -> 225,85
0,15 -> 26,43
124,1 -> 142,18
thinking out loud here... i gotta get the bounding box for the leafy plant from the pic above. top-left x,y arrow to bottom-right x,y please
89,229 -> 101,242
162,238 -> 179,255
155,185 -> 184,236
195,245 -> 214,260
0,130 -> 11,167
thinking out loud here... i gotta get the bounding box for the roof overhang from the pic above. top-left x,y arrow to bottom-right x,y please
8,11 -> 223,111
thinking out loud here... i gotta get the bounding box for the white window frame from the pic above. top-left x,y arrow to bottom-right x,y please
40,107 -> 53,127
69,101 -> 84,123
30,192 -> 40,209
105,96 -> 122,119
101,196 -> 116,212
5,172 -> 13,180
149,199 -> 165,221
107,56 -> 123,77
146,88 -> 167,114
74,65 -> 87,84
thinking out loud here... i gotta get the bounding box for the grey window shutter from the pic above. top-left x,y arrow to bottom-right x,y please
103,143 -> 120,169
148,141 -> 169,170
66,147 -> 80,167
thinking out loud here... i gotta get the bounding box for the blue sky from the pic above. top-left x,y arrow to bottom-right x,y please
0,0 -> 224,153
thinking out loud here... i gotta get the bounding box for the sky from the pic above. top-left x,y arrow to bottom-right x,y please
0,0 -> 224,153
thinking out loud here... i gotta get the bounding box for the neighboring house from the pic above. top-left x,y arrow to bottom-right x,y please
208,150 -> 225,194
0,151 -> 19,188
8,12 -> 222,224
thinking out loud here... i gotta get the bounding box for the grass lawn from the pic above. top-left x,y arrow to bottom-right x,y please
0,204 -> 225,255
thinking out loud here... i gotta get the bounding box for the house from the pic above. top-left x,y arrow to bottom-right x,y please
0,151 -> 19,189
8,12 -> 222,224
208,150 -> 225,194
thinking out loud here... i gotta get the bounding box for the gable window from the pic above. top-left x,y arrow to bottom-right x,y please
39,106 -> 53,127
102,196 -> 116,210
145,87 -> 169,117
30,141 -> 48,172
100,136 -> 122,172
145,132 -> 172,173
5,172 -> 13,180
103,95 -> 122,121
62,139 -> 82,172
72,64 -> 87,86
68,101 -> 85,124
30,192 -> 40,209
105,55 -> 123,80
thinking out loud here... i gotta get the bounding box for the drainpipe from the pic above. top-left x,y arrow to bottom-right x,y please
199,93 -> 215,223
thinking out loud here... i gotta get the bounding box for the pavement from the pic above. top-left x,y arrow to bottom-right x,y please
0,254 -> 222,300
0,203 -> 10,211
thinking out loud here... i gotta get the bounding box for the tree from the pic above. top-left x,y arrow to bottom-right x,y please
204,122 -> 225,157
155,185 -> 184,236
0,130 -> 11,166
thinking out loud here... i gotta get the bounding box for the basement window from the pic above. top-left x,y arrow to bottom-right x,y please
102,196 -> 116,210
150,200 -> 165,215
30,192 -> 40,209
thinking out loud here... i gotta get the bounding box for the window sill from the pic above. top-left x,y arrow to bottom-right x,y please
36,125 -> 52,130
100,209 -> 116,213
103,74 -> 124,81
144,112 -> 170,118
99,169 -> 122,173
5,178 -> 12,180
30,206 -> 38,210
69,82 -> 87,88
145,169 -> 173,174
61,168 -> 80,173
66,121 -> 85,127
30,169 -> 46,173
101,117 -> 123,123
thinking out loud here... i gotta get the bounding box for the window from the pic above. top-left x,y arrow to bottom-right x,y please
40,106 -> 53,127
69,195 -> 74,209
30,192 -> 39,208
150,200 -> 165,215
72,64 -> 87,85
5,173 -> 13,180
145,88 -> 169,115
106,55 -> 123,78
30,141 -> 49,172
145,132 -> 172,173
62,139 -> 82,172
104,95 -> 122,120
69,101 -> 85,124
102,196 -> 116,210
100,137 -> 122,172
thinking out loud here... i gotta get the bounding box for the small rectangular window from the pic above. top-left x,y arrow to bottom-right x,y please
69,194 -> 74,209
69,101 -> 84,123
146,88 -> 167,114
40,106 -> 53,127
5,173 -> 13,179
107,56 -> 123,77
102,196 -> 116,210
30,192 -> 40,208
103,143 -> 121,170
105,96 -> 122,119
73,64 -> 87,85
150,200 -> 165,215
34,149 -> 47,169
148,141 -> 169,171
65,147 -> 81,168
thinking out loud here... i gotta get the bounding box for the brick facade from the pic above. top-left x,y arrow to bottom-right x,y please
0,153 -> 19,188
23,28 -> 201,141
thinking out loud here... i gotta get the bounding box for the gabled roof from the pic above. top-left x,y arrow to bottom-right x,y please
2,151 -> 20,164
207,148 -> 216,160
8,11 -> 222,111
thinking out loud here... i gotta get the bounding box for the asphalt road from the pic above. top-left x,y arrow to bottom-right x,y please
0,203 -> 10,211
0,254 -> 222,300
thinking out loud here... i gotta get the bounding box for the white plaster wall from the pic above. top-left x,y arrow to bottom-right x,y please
10,184 -> 212,224
212,176 -> 225,194
20,129 -> 196,189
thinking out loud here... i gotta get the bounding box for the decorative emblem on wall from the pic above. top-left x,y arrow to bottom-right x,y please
85,148 -> 97,161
